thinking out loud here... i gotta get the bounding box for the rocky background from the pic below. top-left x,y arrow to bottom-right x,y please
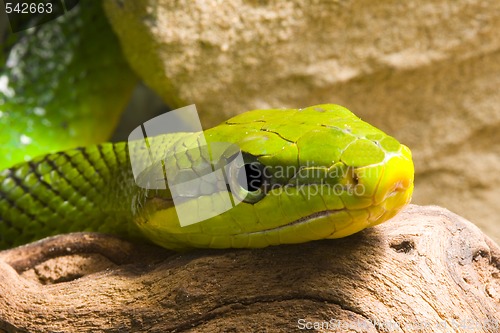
104,0 -> 500,243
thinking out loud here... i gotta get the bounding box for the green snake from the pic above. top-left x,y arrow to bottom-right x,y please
0,104 -> 414,250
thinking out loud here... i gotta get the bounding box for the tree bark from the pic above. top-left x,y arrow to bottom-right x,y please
0,205 -> 499,332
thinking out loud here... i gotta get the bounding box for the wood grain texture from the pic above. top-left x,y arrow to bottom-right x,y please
0,205 -> 499,332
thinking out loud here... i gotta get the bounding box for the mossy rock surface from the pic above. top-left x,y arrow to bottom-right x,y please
0,1 -> 137,169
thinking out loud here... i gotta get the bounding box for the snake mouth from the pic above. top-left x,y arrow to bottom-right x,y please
241,205 -> 371,237
259,209 -> 345,233
240,195 -> 412,247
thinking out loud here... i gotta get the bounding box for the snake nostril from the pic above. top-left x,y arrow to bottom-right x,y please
341,167 -> 359,187
352,172 -> 359,186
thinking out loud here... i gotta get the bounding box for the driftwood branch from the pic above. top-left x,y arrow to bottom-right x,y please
0,205 -> 499,332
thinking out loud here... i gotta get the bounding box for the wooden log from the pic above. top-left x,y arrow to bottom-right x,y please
0,205 -> 499,332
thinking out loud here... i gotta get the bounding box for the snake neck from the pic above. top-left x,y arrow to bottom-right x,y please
0,142 -> 142,249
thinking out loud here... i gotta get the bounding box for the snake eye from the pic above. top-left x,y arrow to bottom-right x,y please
238,161 -> 263,191
226,153 -> 267,204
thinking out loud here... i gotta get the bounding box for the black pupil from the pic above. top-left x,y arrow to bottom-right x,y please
237,162 -> 262,191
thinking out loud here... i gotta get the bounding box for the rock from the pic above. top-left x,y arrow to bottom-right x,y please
102,0 -> 500,243
0,205 -> 499,332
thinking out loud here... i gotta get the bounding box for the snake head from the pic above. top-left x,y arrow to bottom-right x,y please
135,104 -> 414,250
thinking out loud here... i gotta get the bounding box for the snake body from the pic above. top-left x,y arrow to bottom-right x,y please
0,104 -> 414,250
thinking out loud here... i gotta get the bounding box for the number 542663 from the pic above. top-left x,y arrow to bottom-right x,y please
5,2 -> 53,14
